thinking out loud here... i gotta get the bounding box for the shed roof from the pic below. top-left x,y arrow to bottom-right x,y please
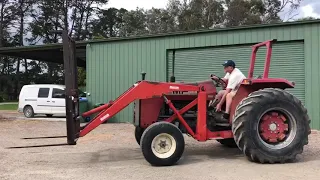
0,19 -> 319,66
0,43 -> 87,67
81,19 -> 320,44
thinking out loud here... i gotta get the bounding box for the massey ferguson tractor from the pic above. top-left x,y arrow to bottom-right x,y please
70,39 -> 310,166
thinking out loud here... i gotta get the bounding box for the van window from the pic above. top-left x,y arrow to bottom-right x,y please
52,88 -> 65,98
38,88 -> 50,98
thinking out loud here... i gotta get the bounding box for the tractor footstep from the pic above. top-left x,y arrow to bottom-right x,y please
215,123 -> 231,127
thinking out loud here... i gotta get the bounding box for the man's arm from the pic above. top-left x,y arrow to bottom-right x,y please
217,76 -> 237,108
211,74 -> 229,83
222,73 -> 230,84
219,88 -> 232,105
212,77 -> 228,82
221,78 -> 228,85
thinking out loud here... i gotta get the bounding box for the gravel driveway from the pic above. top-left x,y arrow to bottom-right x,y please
0,116 -> 319,180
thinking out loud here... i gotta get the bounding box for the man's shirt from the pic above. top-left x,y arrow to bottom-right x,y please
224,68 -> 246,92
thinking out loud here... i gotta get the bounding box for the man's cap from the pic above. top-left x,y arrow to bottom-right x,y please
222,60 -> 236,67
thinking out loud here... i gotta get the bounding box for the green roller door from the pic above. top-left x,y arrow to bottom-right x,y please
167,50 -> 174,81
167,41 -> 305,104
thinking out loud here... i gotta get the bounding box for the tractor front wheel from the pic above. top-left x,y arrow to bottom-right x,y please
140,122 -> 185,166
232,88 -> 311,163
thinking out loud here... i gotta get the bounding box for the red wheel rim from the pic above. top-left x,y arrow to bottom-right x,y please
259,111 -> 289,143
258,108 -> 297,149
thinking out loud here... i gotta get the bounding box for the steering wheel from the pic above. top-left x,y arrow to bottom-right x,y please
210,74 -> 227,88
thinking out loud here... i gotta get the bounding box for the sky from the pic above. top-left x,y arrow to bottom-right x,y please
299,0 -> 320,18
106,0 -> 320,20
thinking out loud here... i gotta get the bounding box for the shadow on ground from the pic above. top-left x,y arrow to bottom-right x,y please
81,143 -> 244,166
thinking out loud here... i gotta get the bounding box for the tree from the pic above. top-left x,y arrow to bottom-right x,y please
224,0 -> 303,27
8,0 -> 37,99
92,7 -> 128,38
224,0 -> 264,27
69,0 -> 109,40
145,8 -> 178,34
119,8 -> 148,37
0,0 -> 16,99
295,16 -> 318,22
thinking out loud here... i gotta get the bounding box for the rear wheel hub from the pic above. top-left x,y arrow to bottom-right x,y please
258,108 -> 297,149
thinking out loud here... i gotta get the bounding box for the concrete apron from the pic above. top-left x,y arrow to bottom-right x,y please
0,110 -> 66,122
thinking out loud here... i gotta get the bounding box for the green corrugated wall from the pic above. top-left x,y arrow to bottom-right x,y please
168,41 -> 305,104
86,21 -> 320,130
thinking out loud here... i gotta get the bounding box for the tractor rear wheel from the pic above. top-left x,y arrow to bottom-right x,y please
140,122 -> 185,166
232,88 -> 311,164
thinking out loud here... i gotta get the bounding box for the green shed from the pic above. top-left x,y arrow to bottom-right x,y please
1,20 -> 320,130
85,20 -> 320,130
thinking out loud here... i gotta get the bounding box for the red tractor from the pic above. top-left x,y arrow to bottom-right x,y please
77,39 -> 311,166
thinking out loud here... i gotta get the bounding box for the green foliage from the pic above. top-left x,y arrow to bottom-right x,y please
92,7 -> 128,38
296,16 -> 319,21
78,67 -> 86,87
0,91 -> 8,102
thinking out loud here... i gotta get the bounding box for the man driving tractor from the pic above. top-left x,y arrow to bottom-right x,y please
209,60 -> 246,125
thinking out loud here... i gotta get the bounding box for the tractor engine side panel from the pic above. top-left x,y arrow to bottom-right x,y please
134,98 -> 164,129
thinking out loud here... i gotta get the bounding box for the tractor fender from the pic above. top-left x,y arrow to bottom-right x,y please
241,78 -> 295,90
229,78 -> 295,121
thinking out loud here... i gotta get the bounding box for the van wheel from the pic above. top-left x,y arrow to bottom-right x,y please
46,114 -> 53,117
23,106 -> 34,118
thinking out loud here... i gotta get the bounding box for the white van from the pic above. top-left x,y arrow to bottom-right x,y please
18,84 -> 87,118
18,84 -> 67,118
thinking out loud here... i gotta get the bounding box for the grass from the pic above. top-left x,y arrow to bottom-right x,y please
0,103 -> 18,110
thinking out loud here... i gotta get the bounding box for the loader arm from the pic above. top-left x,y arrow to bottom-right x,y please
79,81 -> 200,137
